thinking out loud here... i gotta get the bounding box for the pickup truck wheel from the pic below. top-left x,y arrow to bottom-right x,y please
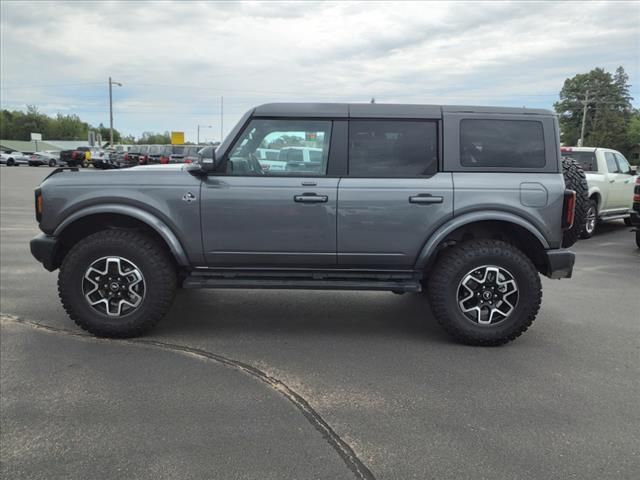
580,200 -> 597,239
58,230 -> 176,338
428,239 -> 541,346
561,157 -> 589,247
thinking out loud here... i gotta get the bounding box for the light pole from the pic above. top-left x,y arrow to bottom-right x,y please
109,77 -> 122,146
197,125 -> 213,144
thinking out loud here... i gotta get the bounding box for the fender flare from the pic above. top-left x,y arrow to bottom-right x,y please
53,204 -> 190,266
587,187 -> 602,209
414,211 -> 550,269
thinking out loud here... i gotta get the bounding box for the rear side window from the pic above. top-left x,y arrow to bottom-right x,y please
348,120 -> 438,177
605,152 -> 620,173
460,119 -> 545,168
561,151 -> 596,171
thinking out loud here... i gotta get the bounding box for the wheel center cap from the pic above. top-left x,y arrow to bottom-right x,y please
482,290 -> 493,300
110,282 -> 120,292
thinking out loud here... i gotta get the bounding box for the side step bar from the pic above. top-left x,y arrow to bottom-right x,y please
183,269 -> 422,292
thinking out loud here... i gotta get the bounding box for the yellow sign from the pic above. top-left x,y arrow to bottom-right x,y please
171,131 -> 185,145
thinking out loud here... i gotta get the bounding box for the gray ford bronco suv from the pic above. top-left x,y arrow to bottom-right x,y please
30,103 -> 587,345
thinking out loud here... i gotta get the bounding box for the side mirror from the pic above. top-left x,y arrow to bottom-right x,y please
200,150 -> 216,173
188,149 -> 216,176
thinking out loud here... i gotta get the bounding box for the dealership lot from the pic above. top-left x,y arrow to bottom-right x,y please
1,167 -> 639,479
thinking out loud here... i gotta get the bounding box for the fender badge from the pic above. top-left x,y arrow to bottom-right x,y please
182,192 -> 197,203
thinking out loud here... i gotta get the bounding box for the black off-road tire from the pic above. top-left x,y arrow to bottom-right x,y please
58,229 -> 177,338
428,239 -> 542,346
562,156 -> 589,248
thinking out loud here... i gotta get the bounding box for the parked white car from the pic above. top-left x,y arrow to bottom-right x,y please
561,146 -> 636,238
29,151 -> 63,167
0,151 -> 30,166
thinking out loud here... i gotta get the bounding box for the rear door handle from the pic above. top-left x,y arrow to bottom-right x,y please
294,193 -> 328,203
409,194 -> 443,205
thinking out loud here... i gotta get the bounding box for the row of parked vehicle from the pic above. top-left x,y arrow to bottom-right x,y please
59,144 -> 218,169
1,144 -> 221,170
0,150 -> 65,167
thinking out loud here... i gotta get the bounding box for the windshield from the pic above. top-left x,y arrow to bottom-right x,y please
562,151 -> 597,172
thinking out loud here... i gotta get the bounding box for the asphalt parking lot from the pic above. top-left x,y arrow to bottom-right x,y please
1,166 -> 639,480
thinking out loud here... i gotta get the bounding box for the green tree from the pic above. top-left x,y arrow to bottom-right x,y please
139,131 -> 171,144
627,109 -> 640,145
554,66 -> 634,153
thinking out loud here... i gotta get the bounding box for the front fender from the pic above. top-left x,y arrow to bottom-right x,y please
53,204 -> 190,266
414,211 -> 550,269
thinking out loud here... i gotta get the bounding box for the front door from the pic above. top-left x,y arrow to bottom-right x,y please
201,119 -> 338,267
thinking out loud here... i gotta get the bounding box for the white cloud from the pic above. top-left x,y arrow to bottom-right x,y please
1,0 -> 638,141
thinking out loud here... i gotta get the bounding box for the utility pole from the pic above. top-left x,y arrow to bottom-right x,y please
578,89 -> 589,147
109,77 -> 122,146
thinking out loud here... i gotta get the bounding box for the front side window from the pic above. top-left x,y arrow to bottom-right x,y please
225,119 -> 332,176
605,152 -> 620,173
460,119 -> 545,168
348,120 -> 438,177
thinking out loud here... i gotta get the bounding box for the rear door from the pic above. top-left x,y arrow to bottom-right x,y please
613,152 -> 635,209
604,151 -> 627,209
337,119 -> 453,267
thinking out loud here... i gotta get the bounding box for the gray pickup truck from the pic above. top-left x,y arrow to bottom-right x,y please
30,103 -> 587,345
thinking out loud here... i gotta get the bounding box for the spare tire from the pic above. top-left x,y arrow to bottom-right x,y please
561,156 -> 589,248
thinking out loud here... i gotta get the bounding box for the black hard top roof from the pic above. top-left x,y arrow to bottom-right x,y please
253,102 -> 554,118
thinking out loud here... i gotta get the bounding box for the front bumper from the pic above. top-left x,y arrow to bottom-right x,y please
30,233 -> 60,271
543,249 -> 575,279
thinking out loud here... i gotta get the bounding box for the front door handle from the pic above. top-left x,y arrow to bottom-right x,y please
409,194 -> 443,205
294,193 -> 328,203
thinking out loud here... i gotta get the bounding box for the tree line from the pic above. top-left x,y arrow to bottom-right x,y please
0,105 -> 176,145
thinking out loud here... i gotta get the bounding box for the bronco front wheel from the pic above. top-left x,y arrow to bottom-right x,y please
428,239 -> 542,346
58,230 -> 176,338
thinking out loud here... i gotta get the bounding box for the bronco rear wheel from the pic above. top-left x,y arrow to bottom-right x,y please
58,229 -> 176,338
428,239 -> 542,346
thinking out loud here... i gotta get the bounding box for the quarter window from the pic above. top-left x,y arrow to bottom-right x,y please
460,119 -> 545,168
226,119 -> 331,176
348,120 -> 438,177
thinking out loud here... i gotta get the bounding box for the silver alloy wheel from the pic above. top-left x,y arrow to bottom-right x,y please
457,265 -> 519,326
585,206 -> 597,234
83,256 -> 145,317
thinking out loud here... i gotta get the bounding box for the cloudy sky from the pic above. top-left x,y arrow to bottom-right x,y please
1,0 -> 639,142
